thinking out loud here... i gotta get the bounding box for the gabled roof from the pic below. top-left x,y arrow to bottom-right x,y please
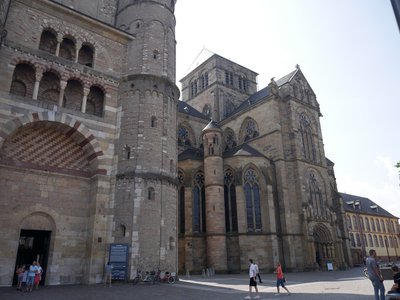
203,120 -> 221,132
178,100 -> 209,120
340,192 -> 398,218
178,147 -> 204,161
223,144 -> 265,159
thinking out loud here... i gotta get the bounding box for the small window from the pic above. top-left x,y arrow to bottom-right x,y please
153,49 -> 159,59
124,145 -> 131,160
151,116 -> 157,128
148,187 -> 155,200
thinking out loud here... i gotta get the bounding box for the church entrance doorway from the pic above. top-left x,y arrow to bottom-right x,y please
13,230 -> 51,286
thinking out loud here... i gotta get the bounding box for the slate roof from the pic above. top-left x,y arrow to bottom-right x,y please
225,68 -> 298,119
203,120 -> 221,131
178,100 -> 209,120
340,192 -> 398,218
223,144 -> 265,159
178,147 -> 204,161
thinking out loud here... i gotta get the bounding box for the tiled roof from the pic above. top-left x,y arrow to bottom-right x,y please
340,192 -> 398,218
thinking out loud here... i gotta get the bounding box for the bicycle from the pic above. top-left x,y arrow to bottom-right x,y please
153,269 -> 177,284
132,270 -> 156,285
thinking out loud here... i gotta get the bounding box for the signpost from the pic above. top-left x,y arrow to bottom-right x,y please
109,243 -> 129,280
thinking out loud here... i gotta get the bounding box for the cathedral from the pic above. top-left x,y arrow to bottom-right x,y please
0,0 -> 351,286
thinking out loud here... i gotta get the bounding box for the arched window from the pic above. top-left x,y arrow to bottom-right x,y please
386,220 -> 390,233
10,63 -> 35,98
86,86 -> 104,117
347,215 -> 352,229
308,173 -> 324,218
178,171 -> 185,235
224,169 -> 238,233
238,75 -> 247,91
244,168 -> 261,232
190,80 -> 198,97
299,113 -> 316,162
59,37 -> 76,61
224,128 -> 237,150
368,234 -> 373,247
64,79 -> 83,111
379,236 -> 384,247
371,218 -> 376,231
390,236 -> 394,248
394,237 -> 399,248
178,125 -> 192,146
193,172 -> 206,233
376,219 -> 381,231
353,215 -> 358,230
38,71 -> 60,104
350,233 -> 355,247
148,187 -> 155,200
78,43 -> 94,67
202,104 -> 211,118
363,234 -> 367,247
381,220 -> 386,232
240,118 -> 259,142
356,233 -> 361,246
365,217 -> 370,231
200,72 -> 209,90
384,236 -> 389,248
360,217 -> 364,230
38,29 -> 57,54
373,235 -> 378,247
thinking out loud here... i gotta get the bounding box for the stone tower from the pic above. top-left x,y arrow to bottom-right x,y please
202,120 -> 228,272
113,0 -> 180,274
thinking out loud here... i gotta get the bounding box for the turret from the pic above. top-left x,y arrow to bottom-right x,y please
202,120 -> 227,272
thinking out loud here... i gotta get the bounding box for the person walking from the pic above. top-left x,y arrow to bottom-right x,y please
104,261 -> 113,287
245,259 -> 259,299
366,249 -> 385,300
274,262 -> 290,295
254,261 -> 262,283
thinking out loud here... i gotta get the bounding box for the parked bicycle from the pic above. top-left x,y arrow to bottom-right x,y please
132,270 -> 156,285
154,269 -> 177,284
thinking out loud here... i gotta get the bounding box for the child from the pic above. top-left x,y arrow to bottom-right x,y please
15,265 -> 25,291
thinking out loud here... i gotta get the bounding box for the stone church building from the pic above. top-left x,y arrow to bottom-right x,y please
0,0 -> 351,286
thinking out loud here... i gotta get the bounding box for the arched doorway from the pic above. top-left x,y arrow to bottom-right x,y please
313,223 -> 335,270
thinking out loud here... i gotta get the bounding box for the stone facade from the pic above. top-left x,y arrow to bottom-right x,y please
177,55 -> 352,274
0,0 -> 178,286
0,0 -> 353,288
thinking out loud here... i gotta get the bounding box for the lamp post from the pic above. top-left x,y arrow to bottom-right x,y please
384,238 -> 390,263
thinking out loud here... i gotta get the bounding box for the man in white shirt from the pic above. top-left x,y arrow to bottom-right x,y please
245,259 -> 260,299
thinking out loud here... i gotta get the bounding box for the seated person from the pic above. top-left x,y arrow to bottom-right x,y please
388,265 -> 400,294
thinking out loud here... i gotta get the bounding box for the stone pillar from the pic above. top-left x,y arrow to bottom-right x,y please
81,87 -> 90,113
32,70 -> 43,100
55,36 -> 63,57
58,80 -> 67,107
75,41 -> 82,63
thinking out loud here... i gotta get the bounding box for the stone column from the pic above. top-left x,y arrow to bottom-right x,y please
32,70 -> 43,100
81,87 -> 90,113
55,36 -> 63,57
58,80 -> 67,107
75,41 -> 82,63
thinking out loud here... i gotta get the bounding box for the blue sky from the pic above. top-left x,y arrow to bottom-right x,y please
175,0 -> 400,217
